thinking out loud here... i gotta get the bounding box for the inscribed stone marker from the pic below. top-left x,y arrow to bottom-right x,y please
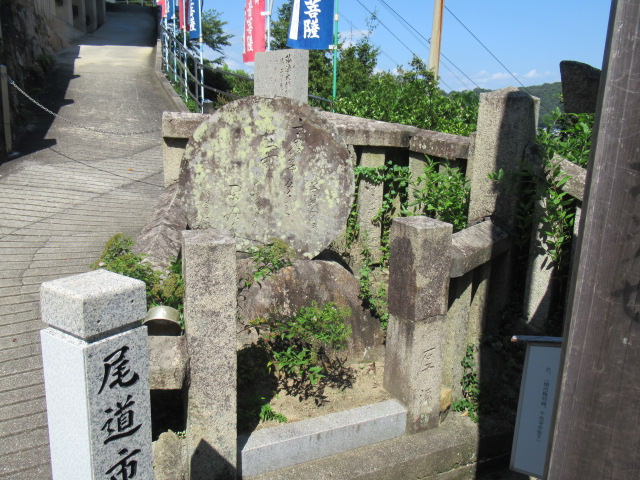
40,270 -> 152,480
179,96 -> 354,258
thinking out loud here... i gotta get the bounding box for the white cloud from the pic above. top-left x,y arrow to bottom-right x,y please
523,69 -> 540,78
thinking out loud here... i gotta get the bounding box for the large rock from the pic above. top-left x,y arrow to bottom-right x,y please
560,60 -> 601,114
178,96 -> 354,259
237,260 -> 384,362
134,183 -> 187,271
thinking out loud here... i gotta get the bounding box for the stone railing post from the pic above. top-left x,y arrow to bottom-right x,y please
356,146 -> 386,265
383,217 -> 452,432
467,87 -> 539,323
182,229 -> 237,479
40,269 -> 151,480
254,50 -> 309,103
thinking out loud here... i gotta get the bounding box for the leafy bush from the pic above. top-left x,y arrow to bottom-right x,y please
91,234 -> 184,326
452,344 -> 480,422
408,157 -> 470,232
334,57 -> 479,136
537,108 -> 594,168
248,239 -> 294,284
250,302 -> 352,398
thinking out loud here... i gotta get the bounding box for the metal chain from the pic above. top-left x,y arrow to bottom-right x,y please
1,71 -> 161,136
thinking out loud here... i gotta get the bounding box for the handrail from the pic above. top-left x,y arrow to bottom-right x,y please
159,23 -> 332,111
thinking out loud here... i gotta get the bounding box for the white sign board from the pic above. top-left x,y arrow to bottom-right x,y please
510,344 -> 561,478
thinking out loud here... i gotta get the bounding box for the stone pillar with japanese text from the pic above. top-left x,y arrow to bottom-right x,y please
40,269 -> 152,480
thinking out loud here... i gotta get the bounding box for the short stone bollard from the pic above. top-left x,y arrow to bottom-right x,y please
384,217 -> 452,433
40,269 -> 151,480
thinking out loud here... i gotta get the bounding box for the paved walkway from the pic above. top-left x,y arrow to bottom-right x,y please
0,9 -> 175,478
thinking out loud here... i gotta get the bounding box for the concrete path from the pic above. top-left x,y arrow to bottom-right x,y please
0,8 -> 176,478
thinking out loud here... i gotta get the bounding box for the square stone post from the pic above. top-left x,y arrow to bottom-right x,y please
356,146 -> 386,264
40,269 -> 151,480
467,87 -> 539,322
182,229 -> 237,479
254,50 -> 309,103
383,217 -> 452,432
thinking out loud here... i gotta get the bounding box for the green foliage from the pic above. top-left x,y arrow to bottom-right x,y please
251,302 -> 352,397
259,402 -> 288,423
90,234 -> 158,303
408,157 -> 470,232
201,9 -> 233,64
452,344 -> 480,422
354,160 -> 410,265
91,234 -> 185,327
540,164 -> 576,268
357,235 -> 389,330
246,239 -> 294,285
334,57 -> 479,136
534,109 -> 592,267
538,108 -> 594,168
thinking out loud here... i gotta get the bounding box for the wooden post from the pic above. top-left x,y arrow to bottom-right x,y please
547,1 -> 640,478
1,65 -> 12,154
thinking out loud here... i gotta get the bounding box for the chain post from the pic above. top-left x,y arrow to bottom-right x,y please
1,65 -> 12,154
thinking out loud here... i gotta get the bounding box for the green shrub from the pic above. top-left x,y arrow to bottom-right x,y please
408,157 -> 470,232
251,302 -> 352,396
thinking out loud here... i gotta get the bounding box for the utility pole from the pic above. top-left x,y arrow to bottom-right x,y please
428,0 -> 444,79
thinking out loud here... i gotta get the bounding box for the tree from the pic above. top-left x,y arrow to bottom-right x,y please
183,9 -> 232,64
202,9 -> 233,64
269,1 -> 381,101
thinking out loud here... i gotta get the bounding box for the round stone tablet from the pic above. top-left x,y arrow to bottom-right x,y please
179,96 -> 354,258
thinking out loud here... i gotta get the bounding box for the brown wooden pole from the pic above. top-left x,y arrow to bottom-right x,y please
547,0 -> 640,478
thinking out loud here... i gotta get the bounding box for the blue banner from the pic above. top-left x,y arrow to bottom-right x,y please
287,0 -> 335,50
166,0 -> 175,21
189,0 -> 201,40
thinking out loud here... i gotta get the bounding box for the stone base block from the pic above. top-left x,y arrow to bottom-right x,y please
239,400 -> 407,477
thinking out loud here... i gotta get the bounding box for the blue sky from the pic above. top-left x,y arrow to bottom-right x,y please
201,0 -> 611,92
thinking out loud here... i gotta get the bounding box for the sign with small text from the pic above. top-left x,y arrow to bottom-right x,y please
511,343 -> 562,478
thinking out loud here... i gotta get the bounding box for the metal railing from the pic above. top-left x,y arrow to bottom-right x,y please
159,23 -> 331,113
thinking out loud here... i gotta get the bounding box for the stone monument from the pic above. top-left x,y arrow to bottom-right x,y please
40,269 -> 152,480
178,96 -> 354,259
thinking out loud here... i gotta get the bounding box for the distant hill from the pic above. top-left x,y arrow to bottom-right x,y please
520,82 -> 563,121
466,82 -> 562,124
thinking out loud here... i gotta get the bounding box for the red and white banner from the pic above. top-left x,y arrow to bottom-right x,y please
178,0 -> 189,31
157,0 -> 166,18
243,0 -> 266,63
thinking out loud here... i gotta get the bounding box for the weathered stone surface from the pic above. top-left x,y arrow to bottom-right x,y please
179,96 -> 354,259
449,220 -> 510,278
182,229 -> 237,478
133,183 -> 187,271
40,269 -> 147,340
148,336 -> 188,390
384,314 -> 446,433
560,60 -> 601,114
321,111 -> 418,147
162,111 -> 208,138
237,260 -> 384,361
554,157 -> 587,202
254,50 -> 309,103
153,431 -> 185,480
387,217 -> 452,321
467,87 -> 539,228
409,130 -> 471,160
384,216 -> 451,433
